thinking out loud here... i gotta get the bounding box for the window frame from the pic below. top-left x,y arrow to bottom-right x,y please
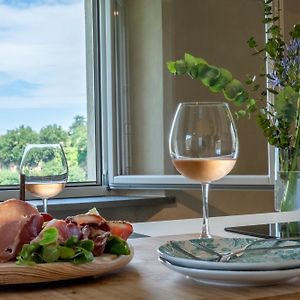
0,0 -> 109,201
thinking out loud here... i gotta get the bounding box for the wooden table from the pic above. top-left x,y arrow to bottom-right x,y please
2,212 -> 300,299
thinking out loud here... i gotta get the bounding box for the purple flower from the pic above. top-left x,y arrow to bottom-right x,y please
269,38 -> 300,89
268,73 -> 282,87
286,38 -> 300,54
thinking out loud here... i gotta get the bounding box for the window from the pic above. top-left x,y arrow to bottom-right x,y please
0,0 -> 296,203
0,0 -> 105,200
107,0 -> 276,189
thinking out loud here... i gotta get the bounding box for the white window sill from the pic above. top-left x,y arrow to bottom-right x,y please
27,195 -> 175,214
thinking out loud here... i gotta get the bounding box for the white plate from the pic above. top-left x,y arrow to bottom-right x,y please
158,238 -> 300,271
159,256 -> 300,287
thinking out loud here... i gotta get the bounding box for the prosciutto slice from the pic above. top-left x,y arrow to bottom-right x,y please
35,219 -> 82,243
0,199 -> 43,262
66,213 -> 110,256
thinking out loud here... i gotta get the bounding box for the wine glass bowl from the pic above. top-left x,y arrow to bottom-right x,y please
20,144 -> 68,213
169,102 -> 238,238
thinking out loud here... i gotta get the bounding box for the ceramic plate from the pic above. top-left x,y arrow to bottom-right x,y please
159,256 -> 300,287
0,245 -> 134,285
158,238 -> 300,271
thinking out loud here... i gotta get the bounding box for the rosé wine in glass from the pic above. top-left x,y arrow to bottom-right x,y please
20,144 -> 68,213
169,102 -> 238,238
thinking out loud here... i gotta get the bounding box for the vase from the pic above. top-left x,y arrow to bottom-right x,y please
274,147 -> 300,211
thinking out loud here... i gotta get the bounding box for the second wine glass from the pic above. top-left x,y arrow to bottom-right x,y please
169,102 -> 238,238
20,144 -> 68,213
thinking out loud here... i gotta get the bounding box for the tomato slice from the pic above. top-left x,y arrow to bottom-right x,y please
40,212 -> 53,222
107,221 -> 133,240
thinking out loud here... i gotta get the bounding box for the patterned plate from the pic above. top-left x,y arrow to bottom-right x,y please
158,238 -> 300,271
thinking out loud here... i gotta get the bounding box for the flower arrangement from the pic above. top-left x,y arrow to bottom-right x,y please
167,0 -> 300,212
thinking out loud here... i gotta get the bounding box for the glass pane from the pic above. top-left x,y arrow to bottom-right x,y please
0,0 -> 96,185
119,0 -> 268,176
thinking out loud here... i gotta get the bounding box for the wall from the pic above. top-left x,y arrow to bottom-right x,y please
126,0 -> 164,174
162,0 -> 268,175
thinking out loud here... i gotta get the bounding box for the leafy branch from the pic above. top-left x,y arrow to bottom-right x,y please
167,0 -> 300,151
167,53 -> 256,118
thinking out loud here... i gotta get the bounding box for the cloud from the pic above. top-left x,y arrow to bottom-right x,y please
0,0 -> 87,109
0,79 -> 41,97
0,0 -> 80,10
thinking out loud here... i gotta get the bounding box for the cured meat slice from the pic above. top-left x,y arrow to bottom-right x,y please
36,219 -> 82,243
0,199 -> 43,262
66,213 -> 110,256
66,213 -> 106,226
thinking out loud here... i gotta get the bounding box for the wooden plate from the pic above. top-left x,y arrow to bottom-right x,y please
0,246 -> 134,285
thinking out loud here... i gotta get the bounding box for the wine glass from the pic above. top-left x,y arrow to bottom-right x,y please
20,144 -> 68,213
169,102 -> 238,238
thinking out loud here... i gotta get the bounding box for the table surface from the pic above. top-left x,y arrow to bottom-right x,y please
3,211 -> 300,299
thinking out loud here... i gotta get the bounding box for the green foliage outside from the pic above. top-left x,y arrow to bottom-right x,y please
0,115 -> 88,185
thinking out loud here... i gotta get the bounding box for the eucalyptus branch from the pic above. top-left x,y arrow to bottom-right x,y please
168,0 -> 300,152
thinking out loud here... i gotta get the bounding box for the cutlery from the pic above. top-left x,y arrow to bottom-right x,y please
189,239 -> 262,261
169,241 -> 203,260
170,239 -> 300,263
218,243 -> 300,262
189,240 -> 228,259
188,240 -> 223,259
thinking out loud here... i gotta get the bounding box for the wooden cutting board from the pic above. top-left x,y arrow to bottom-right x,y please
0,246 -> 133,285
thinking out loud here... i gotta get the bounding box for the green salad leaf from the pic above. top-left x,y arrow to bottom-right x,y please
16,224 -> 131,265
105,235 -> 131,255
16,227 -> 95,265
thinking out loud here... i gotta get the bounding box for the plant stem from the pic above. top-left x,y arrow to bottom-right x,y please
280,171 -> 298,211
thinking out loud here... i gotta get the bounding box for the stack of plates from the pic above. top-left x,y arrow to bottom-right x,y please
157,237 -> 300,287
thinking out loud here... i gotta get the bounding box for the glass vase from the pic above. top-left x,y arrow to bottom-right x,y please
275,147 -> 300,211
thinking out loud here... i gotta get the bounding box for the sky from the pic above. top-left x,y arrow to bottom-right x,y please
0,0 -> 87,134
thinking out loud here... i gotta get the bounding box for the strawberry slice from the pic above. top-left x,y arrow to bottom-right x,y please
106,221 -> 133,240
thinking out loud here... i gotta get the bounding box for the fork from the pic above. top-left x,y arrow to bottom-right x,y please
191,239 -> 300,262
169,240 -> 252,262
171,239 -> 300,263
218,243 -> 258,262
190,239 -> 278,262
169,241 -> 203,260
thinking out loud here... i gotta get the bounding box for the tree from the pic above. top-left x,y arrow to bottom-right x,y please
63,146 -> 87,182
0,125 -> 39,168
69,115 -> 87,167
39,124 -> 69,146
0,170 -> 19,185
0,117 -> 88,184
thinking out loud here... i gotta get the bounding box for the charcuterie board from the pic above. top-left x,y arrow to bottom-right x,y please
0,245 -> 133,285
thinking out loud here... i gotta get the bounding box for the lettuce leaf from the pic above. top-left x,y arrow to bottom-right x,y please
16,227 -> 94,265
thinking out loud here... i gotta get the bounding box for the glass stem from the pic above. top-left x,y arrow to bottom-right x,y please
201,183 -> 211,238
43,198 -> 48,213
